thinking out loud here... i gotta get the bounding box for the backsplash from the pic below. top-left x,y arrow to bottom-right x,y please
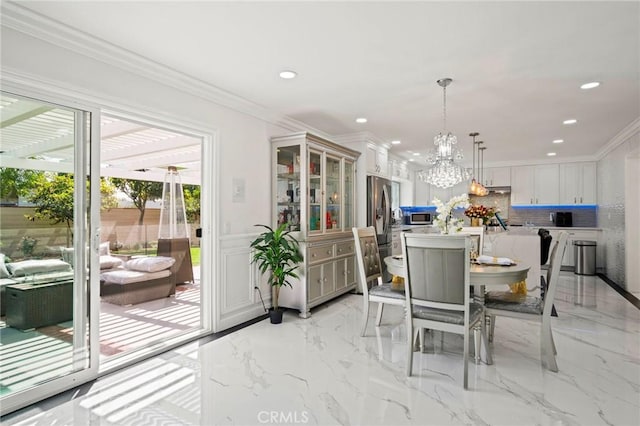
509,206 -> 597,227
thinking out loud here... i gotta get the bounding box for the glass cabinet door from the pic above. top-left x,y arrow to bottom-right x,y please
325,155 -> 341,232
308,149 -> 322,234
344,159 -> 354,229
276,145 -> 301,231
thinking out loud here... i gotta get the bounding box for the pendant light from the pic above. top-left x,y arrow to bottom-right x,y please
477,145 -> 489,196
468,133 -> 488,196
417,78 -> 470,188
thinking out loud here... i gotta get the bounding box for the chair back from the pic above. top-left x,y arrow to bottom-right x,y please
542,231 -> 568,317
460,226 -> 484,257
401,234 -> 470,311
352,227 -> 383,295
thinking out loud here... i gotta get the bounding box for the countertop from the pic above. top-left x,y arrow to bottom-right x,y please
508,226 -> 602,231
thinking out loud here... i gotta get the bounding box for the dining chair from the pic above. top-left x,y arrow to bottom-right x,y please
484,231 -> 568,372
352,227 -> 405,337
460,226 -> 484,258
401,233 -> 492,389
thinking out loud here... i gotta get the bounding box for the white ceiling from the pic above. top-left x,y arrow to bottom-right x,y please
9,1 -> 640,166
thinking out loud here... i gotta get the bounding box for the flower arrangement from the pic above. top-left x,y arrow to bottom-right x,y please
464,204 -> 497,224
432,193 -> 470,234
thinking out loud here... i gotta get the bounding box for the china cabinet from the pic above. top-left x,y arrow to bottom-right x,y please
270,132 -> 360,317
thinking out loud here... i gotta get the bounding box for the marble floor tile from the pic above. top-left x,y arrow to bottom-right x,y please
3,272 -> 639,425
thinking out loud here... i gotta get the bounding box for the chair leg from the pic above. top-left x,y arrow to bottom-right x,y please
541,322 -> 558,372
473,326 -> 481,365
419,327 -> 426,352
489,314 -> 496,342
375,302 -> 384,326
463,329 -> 469,390
360,299 -> 370,337
406,323 -> 416,376
550,327 -> 557,355
480,315 -> 493,365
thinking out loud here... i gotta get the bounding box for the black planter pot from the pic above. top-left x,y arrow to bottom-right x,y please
269,308 -> 284,324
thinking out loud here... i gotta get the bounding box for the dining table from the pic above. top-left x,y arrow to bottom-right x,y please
383,255 -> 531,302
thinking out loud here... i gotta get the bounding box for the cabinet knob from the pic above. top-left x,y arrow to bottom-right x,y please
338,249 -> 342,253
580,197 -> 583,203
326,250 -> 332,255
312,253 -> 316,258
323,278 -> 328,283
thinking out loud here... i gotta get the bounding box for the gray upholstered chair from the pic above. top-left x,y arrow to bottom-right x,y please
484,231 -> 568,372
352,227 -> 405,336
401,233 -> 492,389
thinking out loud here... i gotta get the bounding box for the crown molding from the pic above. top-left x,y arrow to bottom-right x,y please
0,2 -> 318,136
595,117 -> 640,160
334,131 -> 388,147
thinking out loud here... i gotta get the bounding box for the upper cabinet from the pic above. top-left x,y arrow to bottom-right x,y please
482,166 -> 511,187
272,132 -> 360,240
511,164 -> 559,205
559,162 -> 597,205
389,158 -> 411,180
366,143 -> 389,177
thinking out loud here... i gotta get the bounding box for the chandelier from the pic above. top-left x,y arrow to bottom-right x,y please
469,132 -> 488,196
417,78 -> 470,188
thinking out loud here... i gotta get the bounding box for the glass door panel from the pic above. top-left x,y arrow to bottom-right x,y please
275,145 -> 301,231
0,92 -> 95,413
344,160 -> 354,229
325,155 -> 341,231
308,150 -> 322,234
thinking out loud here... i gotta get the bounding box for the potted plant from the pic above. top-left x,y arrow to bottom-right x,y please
250,223 -> 303,324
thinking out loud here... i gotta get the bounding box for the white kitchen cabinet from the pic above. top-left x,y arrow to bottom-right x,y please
414,174 -> 431,205
482,166 -> 511,187
511,166 -> 535,205
366,143 -> 389,177
559,162 -> 597,205
511,164 -> 559,205
390,159 -> 410,180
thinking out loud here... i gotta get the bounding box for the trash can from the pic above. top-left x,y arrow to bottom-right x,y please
574,240 -> 596,275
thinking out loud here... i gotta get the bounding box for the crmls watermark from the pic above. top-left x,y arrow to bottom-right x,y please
257,410 -> 309,424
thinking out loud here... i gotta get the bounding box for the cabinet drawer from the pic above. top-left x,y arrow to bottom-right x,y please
308,245 -> 334,263
335,241 -> 355,257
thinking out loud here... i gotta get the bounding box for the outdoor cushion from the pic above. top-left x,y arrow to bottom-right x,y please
100,268 -> 171,285
0,254 -> 10,278
125,256 -> 175,273
100,255 -> 124,270
6,259 -> 73,277
99,242 -> 110,256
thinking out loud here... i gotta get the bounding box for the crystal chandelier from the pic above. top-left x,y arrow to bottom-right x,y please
418,78 -> 470,188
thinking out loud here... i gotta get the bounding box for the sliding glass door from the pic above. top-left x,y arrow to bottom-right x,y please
0,91 -> 99,414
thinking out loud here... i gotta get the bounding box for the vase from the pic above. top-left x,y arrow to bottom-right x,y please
471,218 -> 482,227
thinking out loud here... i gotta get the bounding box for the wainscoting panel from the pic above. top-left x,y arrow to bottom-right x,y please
216,234 -> 271,332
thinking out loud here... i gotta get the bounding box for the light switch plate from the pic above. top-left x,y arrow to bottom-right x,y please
232,178 -> 245,203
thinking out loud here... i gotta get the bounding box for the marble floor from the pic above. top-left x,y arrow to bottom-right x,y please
3,272 -> 639,425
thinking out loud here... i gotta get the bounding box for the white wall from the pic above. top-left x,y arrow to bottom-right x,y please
0,24 -> 304,331
597,121 -> 640,289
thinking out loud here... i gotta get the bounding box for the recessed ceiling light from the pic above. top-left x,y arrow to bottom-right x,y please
413,152 -> 420,156
279,70 -> 297,79
547,152 -> 557,157
355,118 -> 367,124
391,140 -> 401,145
409,158 -> 415,162
563,119 -> 577,125
553,139 -> 564,144
581,81 -> 600,90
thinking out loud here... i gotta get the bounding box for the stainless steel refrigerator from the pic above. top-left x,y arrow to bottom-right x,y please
367,175 -> 393,282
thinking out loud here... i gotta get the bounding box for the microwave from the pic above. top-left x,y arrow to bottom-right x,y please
408,212 -> 432,225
